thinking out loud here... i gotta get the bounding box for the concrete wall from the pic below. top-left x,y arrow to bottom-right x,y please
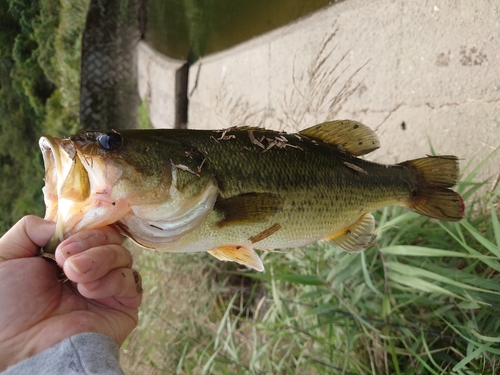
137,42 -> 187,129
139,0 -> 500,190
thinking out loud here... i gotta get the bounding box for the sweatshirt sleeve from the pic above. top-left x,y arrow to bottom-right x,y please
2,332 -> 125,375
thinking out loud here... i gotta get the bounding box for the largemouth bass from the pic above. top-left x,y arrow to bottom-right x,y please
39,120 -> 464,271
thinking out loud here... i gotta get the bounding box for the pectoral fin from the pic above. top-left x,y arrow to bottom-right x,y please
324,214 -> 375,253
299,120 -> 380,156
208,245 -> 264,272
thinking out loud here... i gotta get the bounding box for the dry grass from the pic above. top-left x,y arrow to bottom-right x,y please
120,243 -> 214,374
276,23 -> 367,131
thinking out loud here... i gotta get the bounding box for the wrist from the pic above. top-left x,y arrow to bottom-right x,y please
1,333 -> 123,375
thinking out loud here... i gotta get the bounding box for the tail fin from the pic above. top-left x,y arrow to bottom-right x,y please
399,155 -> 464,221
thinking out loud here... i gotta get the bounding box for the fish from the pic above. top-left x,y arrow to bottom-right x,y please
39,120 -> 464,271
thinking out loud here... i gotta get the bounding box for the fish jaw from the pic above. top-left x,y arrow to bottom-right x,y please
39,136 -> 131,248
117,170 -> 219,248
39,136 -> 61,224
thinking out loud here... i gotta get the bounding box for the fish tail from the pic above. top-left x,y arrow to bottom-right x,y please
399,155 -> 464,221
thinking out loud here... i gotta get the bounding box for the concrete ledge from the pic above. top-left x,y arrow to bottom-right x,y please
137,42 -> 187,128
185,0 -> 499,185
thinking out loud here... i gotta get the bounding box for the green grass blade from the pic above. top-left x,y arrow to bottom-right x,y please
385,262 -> 500,295
403,339 -> 440,375
380,245 -> 492,258
452,342 -> 492,372
457,147 -> 499,195
460,219 -> 500,257
201,348 -> 220,375
176,343 -> 188,375
387,274 -> 464,300
388,336 -> 401,375
469,328 -> 500,343
376,212 -> 420,238
273,273 -> 325,286
215,292 -> 239,349
420,330 -> 446,373
360,251 -> 382,296
490,194 -> 500,247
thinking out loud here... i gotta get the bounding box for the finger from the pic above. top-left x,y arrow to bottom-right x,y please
0,216 -> 55,260
55,226 -> 123,268
63,244 -> 133,283
78,268 -> 143,309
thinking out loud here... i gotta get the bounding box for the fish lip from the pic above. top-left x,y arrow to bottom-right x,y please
39,136 -> 63,222
39,135 -> 77,186
39,135 -> 93,199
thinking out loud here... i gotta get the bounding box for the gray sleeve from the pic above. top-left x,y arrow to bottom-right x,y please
2,332 -> 125,375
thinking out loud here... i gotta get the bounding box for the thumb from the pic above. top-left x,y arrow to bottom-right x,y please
0,216 -> 55,260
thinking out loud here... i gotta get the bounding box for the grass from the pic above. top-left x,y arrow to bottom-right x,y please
120,159 -> 500,374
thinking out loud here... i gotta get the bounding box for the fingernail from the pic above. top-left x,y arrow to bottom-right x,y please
83,280 -> 100,290
58,241 -> 84,260
67,254 -> 94,275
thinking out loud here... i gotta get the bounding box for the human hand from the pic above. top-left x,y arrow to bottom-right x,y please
0,216 -> 142,371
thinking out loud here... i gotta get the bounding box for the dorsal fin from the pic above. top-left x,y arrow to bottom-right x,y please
299,120 -> 380,156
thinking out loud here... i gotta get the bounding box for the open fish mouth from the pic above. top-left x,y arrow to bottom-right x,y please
39,135 -> 128,250
39,136 -> 89,222
39,135 -> 93,249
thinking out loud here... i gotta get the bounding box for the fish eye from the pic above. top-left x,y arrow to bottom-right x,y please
98,132 -> 123,151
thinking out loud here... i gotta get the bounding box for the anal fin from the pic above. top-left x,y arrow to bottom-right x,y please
324,214 -> 375,253
208,245 -> 264,272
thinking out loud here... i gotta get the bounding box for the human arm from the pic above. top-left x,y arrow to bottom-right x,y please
0,215 -> 142,372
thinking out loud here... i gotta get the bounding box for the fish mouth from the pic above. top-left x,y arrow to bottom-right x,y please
40,135 -> 92,250
39,136 -> 90,221
39,136 -> 127,250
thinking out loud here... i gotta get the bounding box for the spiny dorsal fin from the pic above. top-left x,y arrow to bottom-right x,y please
299,120 -> 380,156
208,245 -> 264,271
215,192 -> 283,226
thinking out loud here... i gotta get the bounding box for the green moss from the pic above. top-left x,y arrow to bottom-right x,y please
137,99 -> 153,129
